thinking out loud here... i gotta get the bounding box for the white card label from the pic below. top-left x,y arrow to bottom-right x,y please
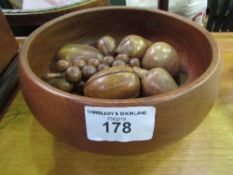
85,106 -> 156,142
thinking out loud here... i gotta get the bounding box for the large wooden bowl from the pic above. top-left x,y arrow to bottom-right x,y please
19,7 -> 222,155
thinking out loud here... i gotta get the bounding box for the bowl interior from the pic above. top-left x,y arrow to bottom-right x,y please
26,8 -> 212,92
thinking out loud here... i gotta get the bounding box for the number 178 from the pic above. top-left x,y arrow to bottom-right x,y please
102,122 -> 131,133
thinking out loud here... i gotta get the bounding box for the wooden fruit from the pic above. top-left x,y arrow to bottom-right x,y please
116,35 -> 152,58
143,42 -> 181,75
97,35 -> 116,56
56,44 -> 103,61
84,66 -> 140,99
134,67 -> 178,96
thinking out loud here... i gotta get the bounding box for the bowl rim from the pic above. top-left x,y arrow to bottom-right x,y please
19,6 -> 221,105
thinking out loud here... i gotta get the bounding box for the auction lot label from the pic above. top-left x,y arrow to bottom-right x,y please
85,106 -> 156,142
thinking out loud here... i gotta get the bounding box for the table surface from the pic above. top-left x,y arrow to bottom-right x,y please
0,33 -> 233,175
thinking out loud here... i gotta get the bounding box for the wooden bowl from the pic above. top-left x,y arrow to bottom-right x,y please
19,7 -> 222,155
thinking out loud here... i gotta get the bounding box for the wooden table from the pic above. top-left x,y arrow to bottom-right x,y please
0,33 -> 232,175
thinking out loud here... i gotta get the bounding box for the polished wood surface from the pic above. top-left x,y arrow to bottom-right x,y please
0,10 -> 18,74
0,33 -> 232,174
19,7 -> 221,154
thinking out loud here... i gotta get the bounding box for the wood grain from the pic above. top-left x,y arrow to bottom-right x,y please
0,33 -> 232,175
0,10 -> 18,74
